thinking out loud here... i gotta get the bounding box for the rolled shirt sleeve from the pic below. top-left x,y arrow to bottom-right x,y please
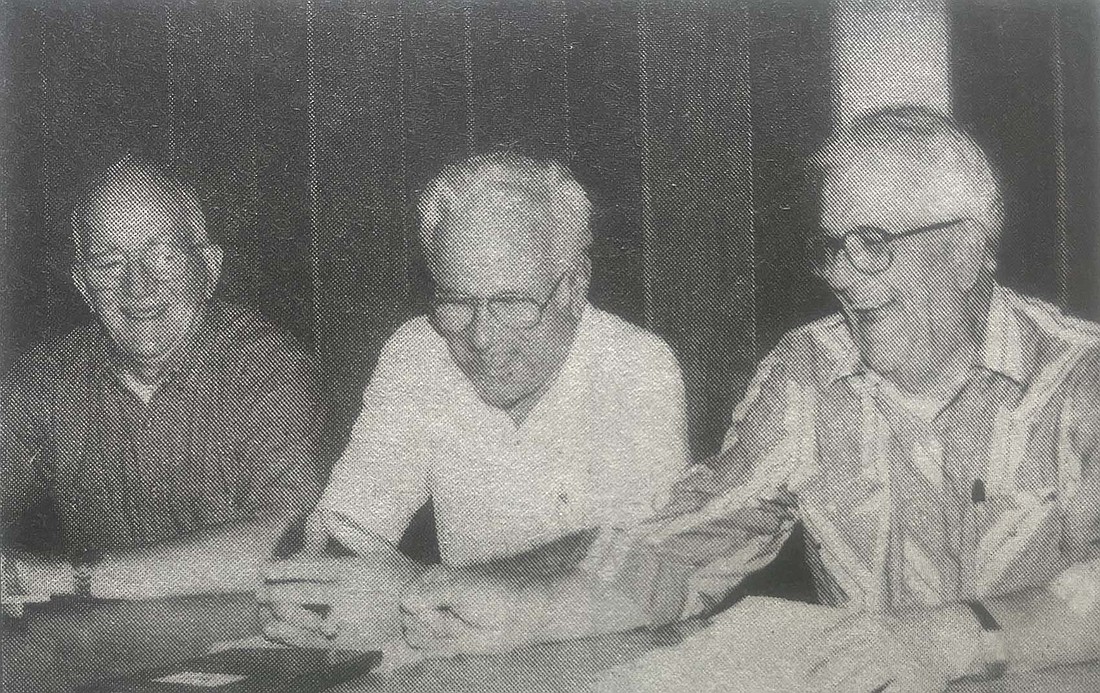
616,339 -> 815,624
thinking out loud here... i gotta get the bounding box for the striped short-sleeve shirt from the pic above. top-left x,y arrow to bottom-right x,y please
624,286 -> 1100,622
1,301 -> 324,555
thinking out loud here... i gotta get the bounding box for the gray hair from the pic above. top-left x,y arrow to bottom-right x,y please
810,105 -> 1004,250
417,152 -> 592,270
71,153 -> 207,265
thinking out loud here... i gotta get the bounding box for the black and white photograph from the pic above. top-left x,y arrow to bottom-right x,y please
1,0 -> 1098,691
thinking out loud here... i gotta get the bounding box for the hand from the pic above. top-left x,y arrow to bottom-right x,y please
398,565 -> 552,656
259,556 -> 408,650
804,604 -> 988,693
2,552 -> 72,598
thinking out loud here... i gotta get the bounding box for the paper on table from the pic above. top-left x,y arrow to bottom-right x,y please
593,597 -> 845,693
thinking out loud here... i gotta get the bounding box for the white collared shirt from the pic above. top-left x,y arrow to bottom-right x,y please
319,305 -> 689,565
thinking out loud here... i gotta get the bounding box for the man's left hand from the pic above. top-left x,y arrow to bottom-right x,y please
398,565 -> 552,657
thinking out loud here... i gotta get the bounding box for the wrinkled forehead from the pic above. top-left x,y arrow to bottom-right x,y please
84,181 -> 194,250
819,143 -> 979,233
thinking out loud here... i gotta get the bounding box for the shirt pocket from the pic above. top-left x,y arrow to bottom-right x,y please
974,485 -> 1062,596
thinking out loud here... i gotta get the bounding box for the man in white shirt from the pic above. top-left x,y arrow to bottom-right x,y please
263,152 -> 687,650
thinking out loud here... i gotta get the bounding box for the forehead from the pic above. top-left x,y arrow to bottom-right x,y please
84,183 -> 189,250
819,145 -> 975,233
432,195 -> 554,294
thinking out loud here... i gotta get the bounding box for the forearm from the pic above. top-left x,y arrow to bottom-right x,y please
89,511 -> 294,599
534,568 -> 650,643
905,562 -> 1100,680
985,574 -> 1100,671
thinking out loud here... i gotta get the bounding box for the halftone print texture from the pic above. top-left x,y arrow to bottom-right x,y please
2,0 -> 1099,692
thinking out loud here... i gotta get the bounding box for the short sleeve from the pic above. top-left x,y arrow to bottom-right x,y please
614,341 -> 690,525
579,340 -> 690,582
317,324 -> 433,552
615,337 -> 812,624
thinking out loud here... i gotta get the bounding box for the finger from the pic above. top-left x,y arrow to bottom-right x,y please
262,619 -> 330,649
402,611 -> 454,654
811,649 -> 893,693
264,559 -> 338,584
266,600 -> 325,632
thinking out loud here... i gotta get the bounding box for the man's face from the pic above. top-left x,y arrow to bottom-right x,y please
817,149 -> 982,380
430,199 -> 581,412
78,187 -> 212,365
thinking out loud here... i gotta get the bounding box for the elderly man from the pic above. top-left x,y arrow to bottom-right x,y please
263,152 -> 688,651
1,154 -> 322,601
403,108 -> 1100,688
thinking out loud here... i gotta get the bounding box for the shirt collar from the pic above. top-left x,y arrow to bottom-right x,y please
977,285 -> 1025,384
95,301 -> 218,389
821,284 -> 1025,387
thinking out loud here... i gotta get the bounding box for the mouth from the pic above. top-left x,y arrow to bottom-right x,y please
121,304 -> 169,322
849,298 -> 898,326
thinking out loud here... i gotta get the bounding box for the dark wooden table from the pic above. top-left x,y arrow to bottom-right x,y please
4,594 -> 1099,693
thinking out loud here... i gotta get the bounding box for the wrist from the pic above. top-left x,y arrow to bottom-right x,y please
961,600 -> 1008,681
15,554 -> 75,596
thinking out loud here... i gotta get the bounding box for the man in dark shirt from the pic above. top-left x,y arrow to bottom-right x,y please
1,154 -> 322,599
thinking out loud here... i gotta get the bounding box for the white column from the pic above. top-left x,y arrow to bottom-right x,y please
830,0 -> 952,125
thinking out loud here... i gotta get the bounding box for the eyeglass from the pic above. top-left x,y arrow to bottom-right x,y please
808,217 -> 971,276
82,241 -> 208,290
431,268 -> 573,334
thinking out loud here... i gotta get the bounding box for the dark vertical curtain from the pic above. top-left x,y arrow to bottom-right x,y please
3,0 -> 786,457
952,0 -> 1100,321
7,0 -> 1092,463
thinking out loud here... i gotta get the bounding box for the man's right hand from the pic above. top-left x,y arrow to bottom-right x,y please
258,556 -> 418,650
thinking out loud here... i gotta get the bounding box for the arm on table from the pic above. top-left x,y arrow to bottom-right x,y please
956,561 -> 1100,674
401,342 -> 806,654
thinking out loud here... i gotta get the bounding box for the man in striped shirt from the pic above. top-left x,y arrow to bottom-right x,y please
1,155 -> 323,602
406,107 -> 1100,689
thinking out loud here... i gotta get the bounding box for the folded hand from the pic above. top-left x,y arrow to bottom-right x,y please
398,565 -> 552,657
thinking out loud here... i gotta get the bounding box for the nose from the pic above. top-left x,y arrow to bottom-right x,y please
468,303 -> 499,353
121,257 -> 154,299
823,254 -> 868,301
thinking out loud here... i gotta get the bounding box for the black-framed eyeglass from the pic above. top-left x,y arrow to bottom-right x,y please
808,217 -> 971,276
430,267 -> 573,334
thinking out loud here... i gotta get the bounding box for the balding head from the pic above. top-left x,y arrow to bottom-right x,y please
71,154 -> 222,372
72,154 -> 208,266
811,105 -> 1004,261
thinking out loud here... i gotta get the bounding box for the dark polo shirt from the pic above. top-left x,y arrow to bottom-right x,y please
1,301 -> 323,555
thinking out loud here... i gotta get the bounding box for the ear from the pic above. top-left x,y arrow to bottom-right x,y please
72,268 -> 94,310
949,231 -> 985,293
569,256 -> 592,318
199,244 -> 224,299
